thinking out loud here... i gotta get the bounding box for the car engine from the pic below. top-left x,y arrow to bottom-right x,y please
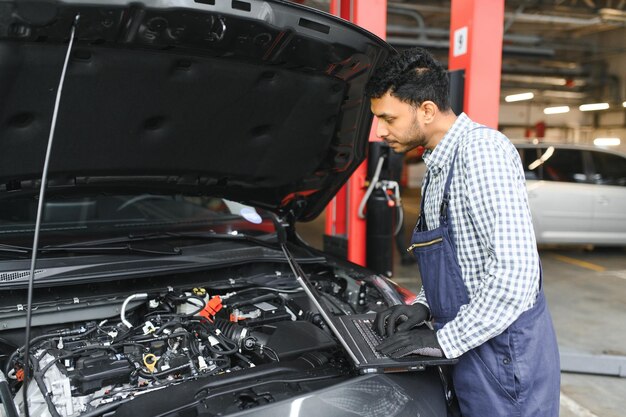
2,269 -> 390,417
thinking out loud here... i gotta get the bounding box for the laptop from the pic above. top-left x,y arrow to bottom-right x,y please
295,275 -> 457,374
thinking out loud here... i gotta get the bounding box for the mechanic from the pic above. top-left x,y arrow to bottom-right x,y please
365,47 -> 560,417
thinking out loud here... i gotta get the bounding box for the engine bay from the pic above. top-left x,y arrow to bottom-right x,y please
1,265 -> 395,417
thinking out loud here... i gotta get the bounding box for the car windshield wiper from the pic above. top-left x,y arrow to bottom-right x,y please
0,244 -> 31,256
0,231 -> 279,259
0,242 -> 180,257
42,231 -> 280,251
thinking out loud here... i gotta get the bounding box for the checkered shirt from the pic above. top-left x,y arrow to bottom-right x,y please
413,113 -> 540,359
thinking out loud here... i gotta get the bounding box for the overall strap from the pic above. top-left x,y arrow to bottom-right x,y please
416,172 -> 431,231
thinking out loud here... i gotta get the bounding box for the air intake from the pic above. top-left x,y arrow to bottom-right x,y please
0,270 -> 45,282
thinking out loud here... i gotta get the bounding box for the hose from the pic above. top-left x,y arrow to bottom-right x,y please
121,293 -> 148,328
5,326 -> 94,375
0,370 -> 18,417
137,363 -> 190,379
358,155 -> 386,219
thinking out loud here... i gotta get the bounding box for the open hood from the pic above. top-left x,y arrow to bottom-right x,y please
0,0 -> 393,221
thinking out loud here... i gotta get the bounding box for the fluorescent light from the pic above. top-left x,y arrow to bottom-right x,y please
505,92 -> 534,102
599,8 -> 626,23
594,138 -> 621,146
543,106 -> 570,115
579,102 -> 609,111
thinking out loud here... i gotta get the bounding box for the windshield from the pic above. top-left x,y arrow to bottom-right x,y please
0,194 -> 276,246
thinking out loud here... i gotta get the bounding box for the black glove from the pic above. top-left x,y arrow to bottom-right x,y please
375,328 -> 443,359
374,303 -> 430,337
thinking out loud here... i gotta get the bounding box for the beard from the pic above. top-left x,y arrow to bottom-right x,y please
386,114 -> 428,154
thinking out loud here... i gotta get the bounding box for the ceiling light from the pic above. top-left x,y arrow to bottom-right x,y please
594,138 -> 621,147
579,102 -> 609,111
623,101 -> 626,108
505,92 -> 534,102
543,106 -> 570,115
599,8 -> 626,23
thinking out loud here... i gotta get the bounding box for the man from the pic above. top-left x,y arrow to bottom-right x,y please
365,47 -> 560,417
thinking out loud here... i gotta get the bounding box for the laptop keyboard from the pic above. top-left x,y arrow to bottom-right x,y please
353,318 -> 385,359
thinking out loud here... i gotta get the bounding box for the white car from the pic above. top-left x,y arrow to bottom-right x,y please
515,143 -> 626,246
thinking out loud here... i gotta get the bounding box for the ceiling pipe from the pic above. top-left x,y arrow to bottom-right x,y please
388,25 -> 600,53
388,2 -> 624,26
501,74 -> 589,86
387,24 -> 543,44
386,36 -> 556,57
501,63 -> 589,77
501,81 -> 586,91
388,6 -> 427,40
511,12 -> 602,25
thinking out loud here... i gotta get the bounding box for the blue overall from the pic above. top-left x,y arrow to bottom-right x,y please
410,148 -> 560,417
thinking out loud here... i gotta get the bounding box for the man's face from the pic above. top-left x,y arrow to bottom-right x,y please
370,92 -> 427,153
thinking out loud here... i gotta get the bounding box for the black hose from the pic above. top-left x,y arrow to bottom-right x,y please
207,340 -> 238,356
137,363 -> 190,379
212,319 -> 243,341
154,319 -> 182,335
4,350 -> 19,376
229,293 -> 278,308
5,326 -> 98,374
261,345 -> 280,362
128,331 -> 189,344
0,371 -> 18,417
234,352 -> 254,367
185,351 -> 198,375
189,338 -> 201,357
163,294 -> 205,317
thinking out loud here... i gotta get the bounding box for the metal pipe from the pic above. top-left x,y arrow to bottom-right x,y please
501,64 -> 588,77
388,6 -> 427,40
387,24 -> 543,44
387,2 -> 617,26
510,12 -> 602,25
386,37 -> 556,57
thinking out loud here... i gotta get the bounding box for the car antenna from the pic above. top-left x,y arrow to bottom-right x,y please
21,14 -> 80,417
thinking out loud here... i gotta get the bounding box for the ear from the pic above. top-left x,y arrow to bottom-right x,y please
420,101 -> 438,124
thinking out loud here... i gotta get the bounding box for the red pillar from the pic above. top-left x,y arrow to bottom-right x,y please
448,0 -> 504,128
326,0 -> 386,266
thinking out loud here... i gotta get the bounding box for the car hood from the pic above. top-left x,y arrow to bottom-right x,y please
0,0 -> 392,222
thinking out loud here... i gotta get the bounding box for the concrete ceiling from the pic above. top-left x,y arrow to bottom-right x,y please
301,0 -> 626,106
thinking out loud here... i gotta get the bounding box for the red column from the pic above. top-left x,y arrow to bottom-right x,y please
448,0 -> 504,128
325,186 -> 346,235
326,0 -> 386,266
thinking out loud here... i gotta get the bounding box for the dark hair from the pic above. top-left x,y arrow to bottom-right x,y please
365,47 -> 451,111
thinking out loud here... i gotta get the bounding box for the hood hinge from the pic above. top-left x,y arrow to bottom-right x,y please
285,197 -> 308,224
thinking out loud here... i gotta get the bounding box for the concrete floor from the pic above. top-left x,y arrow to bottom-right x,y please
296,188 -> 626,417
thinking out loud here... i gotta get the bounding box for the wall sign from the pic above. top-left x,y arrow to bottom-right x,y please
453,26 -> 468,57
